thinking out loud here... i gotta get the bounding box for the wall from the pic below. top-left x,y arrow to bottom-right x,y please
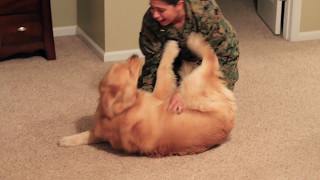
77,0 -> 105,50
51,0 -> 77,27
50,0 -> 319,53
105,0 -> 149,52
300,0 -> 320,32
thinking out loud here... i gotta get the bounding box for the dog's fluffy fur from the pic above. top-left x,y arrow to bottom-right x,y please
58,33 -> 236,156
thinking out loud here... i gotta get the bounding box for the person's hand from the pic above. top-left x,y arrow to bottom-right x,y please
168,91 -> 184,114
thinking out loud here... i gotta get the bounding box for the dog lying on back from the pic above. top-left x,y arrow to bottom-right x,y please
58,33 -> 236,156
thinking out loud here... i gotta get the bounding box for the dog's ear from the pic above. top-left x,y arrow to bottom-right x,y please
111,85 -> 137,116
100,85 -> 137,119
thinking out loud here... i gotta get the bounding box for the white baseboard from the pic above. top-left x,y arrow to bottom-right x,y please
294,30 -> 320,41
76,27 -> 105,60
53,26 -> 77,37
76,26 -> 144,62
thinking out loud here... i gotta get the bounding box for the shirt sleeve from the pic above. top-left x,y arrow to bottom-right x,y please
138,11 -> 165,92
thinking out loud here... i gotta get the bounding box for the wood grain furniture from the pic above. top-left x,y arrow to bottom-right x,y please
0,0 -> 56,60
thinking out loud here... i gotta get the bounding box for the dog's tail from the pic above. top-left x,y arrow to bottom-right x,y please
187,33 -> 221,76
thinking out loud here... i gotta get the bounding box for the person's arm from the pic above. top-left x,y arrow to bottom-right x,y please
138,11 -> 165,92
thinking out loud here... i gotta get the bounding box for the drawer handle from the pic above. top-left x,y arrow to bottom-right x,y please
17,27 -> 27,32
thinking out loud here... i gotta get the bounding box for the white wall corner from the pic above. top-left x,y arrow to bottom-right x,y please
53,26 -> 77,37
76,27 -> 144,62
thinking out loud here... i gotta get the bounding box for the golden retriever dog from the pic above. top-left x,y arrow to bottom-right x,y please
58,33 -> 236,156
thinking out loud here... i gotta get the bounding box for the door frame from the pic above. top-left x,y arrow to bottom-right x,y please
282,0 -> 301,41
283,0 -> 320,41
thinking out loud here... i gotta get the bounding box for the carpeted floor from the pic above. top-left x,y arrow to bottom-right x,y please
1,0 -> 320,179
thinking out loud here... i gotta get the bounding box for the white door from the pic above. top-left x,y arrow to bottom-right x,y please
257,0 -> 283,35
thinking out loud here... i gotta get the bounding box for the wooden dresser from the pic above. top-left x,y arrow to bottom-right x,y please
0,0 -> 56,60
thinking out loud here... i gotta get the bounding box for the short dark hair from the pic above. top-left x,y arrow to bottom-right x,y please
160,0 -> 180,6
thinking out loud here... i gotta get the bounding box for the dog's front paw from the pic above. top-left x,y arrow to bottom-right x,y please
58,136 -> 76,147
163,40 -> 180,60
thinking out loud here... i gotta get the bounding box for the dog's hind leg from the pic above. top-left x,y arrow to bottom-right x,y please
58,130 -> 104,147
153,40 -> 180,100
178,33 -> 227,112
187,33 -> 220,77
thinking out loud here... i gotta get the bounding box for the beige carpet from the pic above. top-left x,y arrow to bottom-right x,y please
1,0 -> 320,179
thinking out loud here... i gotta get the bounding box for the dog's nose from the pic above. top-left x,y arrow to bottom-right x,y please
131,54 -> 139,59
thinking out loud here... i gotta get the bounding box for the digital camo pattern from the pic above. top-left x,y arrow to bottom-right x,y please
138,0 -> 239,92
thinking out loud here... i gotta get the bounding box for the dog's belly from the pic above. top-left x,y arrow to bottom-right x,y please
152,110 -> 234,155
107,95 -> 234,156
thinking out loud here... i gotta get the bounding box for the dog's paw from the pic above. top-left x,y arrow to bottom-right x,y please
57,136 -> 76,147
164,40 -> 180,59
187,33 -> 209,58
187,33 -> 205,51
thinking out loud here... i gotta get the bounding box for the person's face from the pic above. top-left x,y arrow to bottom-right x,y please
149,0 -> 182,26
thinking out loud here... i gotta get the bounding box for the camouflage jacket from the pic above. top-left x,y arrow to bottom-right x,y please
138,0 -> 239,91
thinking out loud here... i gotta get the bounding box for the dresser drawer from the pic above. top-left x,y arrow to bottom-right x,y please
0,0 -> 41,15
0,13 -> 43,46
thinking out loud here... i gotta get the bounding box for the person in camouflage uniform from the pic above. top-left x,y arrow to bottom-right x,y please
138,0 -> 239,113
